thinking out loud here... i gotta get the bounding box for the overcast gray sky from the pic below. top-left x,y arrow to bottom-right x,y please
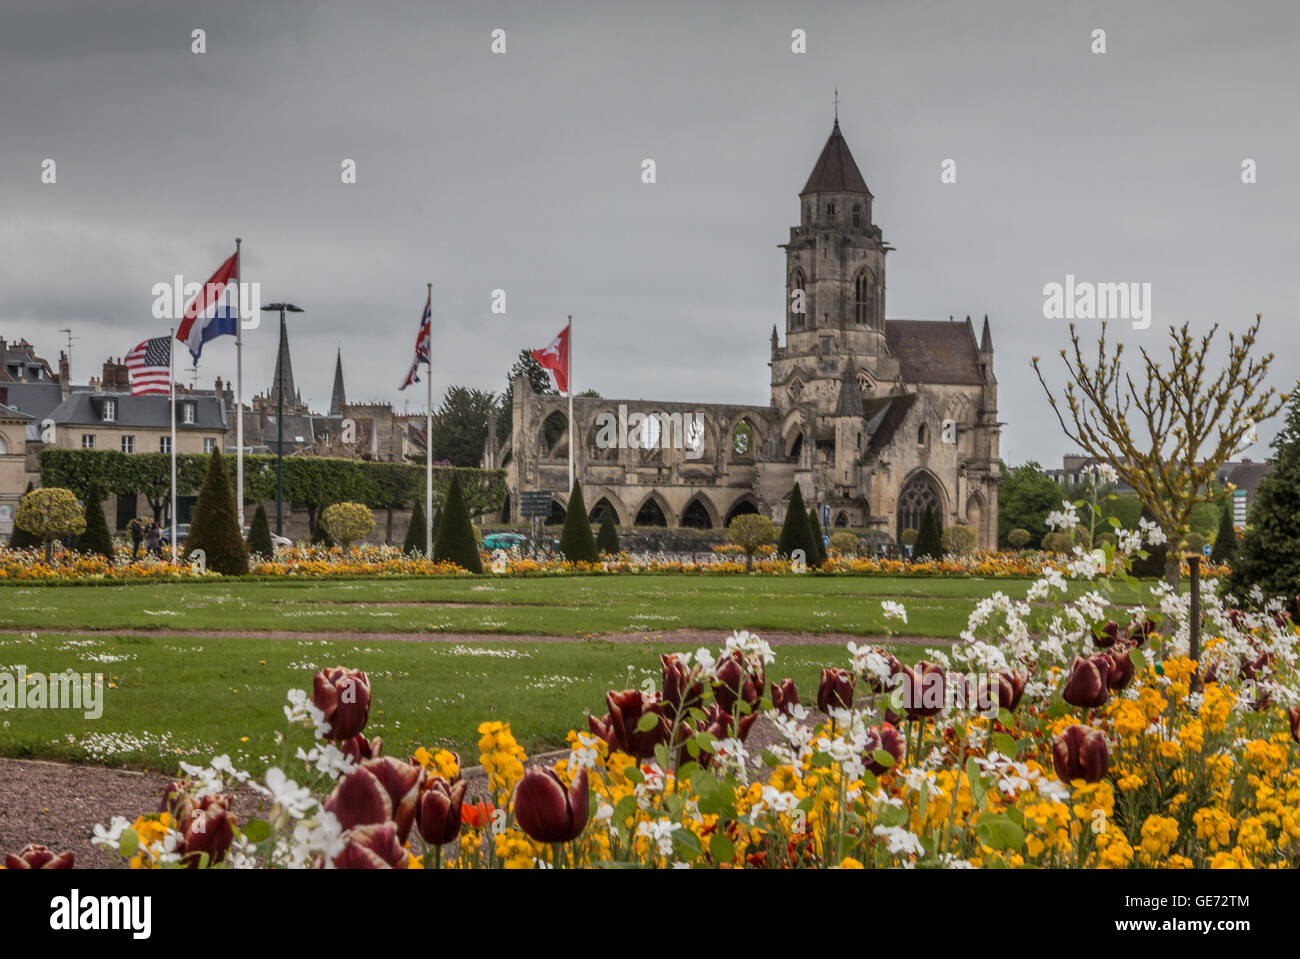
3,0 -> 1296,465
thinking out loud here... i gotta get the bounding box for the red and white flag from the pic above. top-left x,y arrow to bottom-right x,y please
530,324 -> 570,395
124,337 -> 172,395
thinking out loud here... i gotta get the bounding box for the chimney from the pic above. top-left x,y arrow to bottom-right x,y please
0,386 -> 8,407
59,350 -> 70,385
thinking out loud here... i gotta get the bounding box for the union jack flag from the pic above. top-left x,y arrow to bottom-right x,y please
124,337 -> 172,395
400,291 -> 432,390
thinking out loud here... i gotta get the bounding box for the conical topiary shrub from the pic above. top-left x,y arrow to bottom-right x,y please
1210,502 -> 1237,565
312,506 -> 334,547
404,499 -> 427,555
913,505 -> 943,561
248,502 -> 275,559
808,506 -> 827,566
77,482 -> 115,561
778,483 -> 818,565
186,448 -> 249,575
433,473 -> 482,572
559,479 -> 598,564
8,482 -> 40,549
595,505 -> 620,555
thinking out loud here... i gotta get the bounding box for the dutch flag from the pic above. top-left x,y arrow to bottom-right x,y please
175,251 -> 239,363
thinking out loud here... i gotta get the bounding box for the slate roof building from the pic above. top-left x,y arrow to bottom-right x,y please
498,118 -> 1002,547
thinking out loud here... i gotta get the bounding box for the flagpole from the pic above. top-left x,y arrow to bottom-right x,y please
425,283 -> 433,559
234,238 -> 244,529
169,329 -> 178,567
566,315 -> 574,494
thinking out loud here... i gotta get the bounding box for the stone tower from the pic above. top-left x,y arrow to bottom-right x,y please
772,119 -> 899,419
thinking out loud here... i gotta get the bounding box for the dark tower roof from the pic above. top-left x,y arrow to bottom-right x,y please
800,120 -> 872,197
269,321 -> 299,410
329,347 -> 346,416
980,314 -> 993,353
835,365 -> 864,417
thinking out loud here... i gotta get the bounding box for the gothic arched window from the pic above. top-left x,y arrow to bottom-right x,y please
897,473 -> 942,542
854,269 -> 875,325
790,268 -> 806,329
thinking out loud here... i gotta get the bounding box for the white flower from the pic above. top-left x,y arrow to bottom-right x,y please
1045,501 -> 1079,530
256,767 -> 317,819
881,600 -> 908,625
92,816 -> 132,850
636,819 -> 681,857
568,732 -> 600,771
1138,517 -> 1167,546
284,688 -> 332,738
872,825 -> 926,858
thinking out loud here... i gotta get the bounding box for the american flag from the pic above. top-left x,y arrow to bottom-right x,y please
124,337 -> 172,395
399,291 -> 432,390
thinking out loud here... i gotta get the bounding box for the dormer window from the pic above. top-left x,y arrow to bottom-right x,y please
102,399 -> 116,422
826,202 -> 836,216
181,402 -> 196,425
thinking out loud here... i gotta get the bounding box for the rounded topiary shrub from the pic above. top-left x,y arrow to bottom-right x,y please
321,502 -> 375,553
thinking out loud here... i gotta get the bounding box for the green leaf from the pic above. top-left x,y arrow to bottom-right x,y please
623,765 -> 645,785
686,738 -> 701,758
709,832 -> 735,864
672,828 -> 701,862
760,748 -> 781,768
997,707 -> 1016,727
965,757 -> 987,808
975,811 -> 1025,851
635,712 -> 661,732
871,749 -> 895,769
1129,649 -> 1146,671
240,819 -> 271,844
992,732 -> 1017,757
653,743 -> 670,770
118,827 -> 139,859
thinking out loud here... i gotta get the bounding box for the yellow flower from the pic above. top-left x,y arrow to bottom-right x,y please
839,856 -> 864,869
1193,807 -> 1234,850
1138,814 -> 1179,863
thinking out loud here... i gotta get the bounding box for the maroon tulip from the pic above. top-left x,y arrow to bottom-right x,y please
661,654 -> 705,718
605,689 -> 671,758
1240,649 -> 1273,681
1226,609 -> 1247,631
862,723 -> 906,775
417,776 -> 467,846
1288,706 -> 1300,745
863,650 -> 903,694
1052,725 -> 1110,783
332,822 -> 409,869
5,844 -> 74,869
312,666 -> 371,741
324,764 -> 393,832
770,678 -> 800,717
360,757 -> 424,843
587,712 -> 619,751
995,671 -> 1028,713
513,766 -> 589,844
712,650 -> 763,716
1105,650 -> 1135,692
180,796 -> 236,868
1062,654 -> 1109,709
898,661 -> 946,719
1094,620 -> 1120,648
1274,609 -> 1293,630
340,733 -> 382,763
1126,618 -> 1155,646
816,668 -> 856,714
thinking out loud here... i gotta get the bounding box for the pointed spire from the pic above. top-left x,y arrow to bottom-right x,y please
329,347 -> 346,416
801,118 -> 872,197
980,314 -> 993,353
269,321 -> 297,411
835,366 -> 864,417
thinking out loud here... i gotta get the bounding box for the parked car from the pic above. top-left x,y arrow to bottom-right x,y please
241,528 -> 293,549
160,524 -> 190,546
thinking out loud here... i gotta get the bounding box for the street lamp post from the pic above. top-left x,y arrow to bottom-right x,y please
261,302 -> 303,535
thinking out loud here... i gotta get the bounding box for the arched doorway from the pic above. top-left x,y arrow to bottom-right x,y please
541,411 -> 568,459
724,497 -> 760,526
681,498 -> 713,529
896,473 -> 942,541
545,498 -> 567,526
499,492 -> 511,524
635,497 -> 667,527
589,496 -> 619,525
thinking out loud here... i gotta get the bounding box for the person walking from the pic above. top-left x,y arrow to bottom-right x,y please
129,517 -> 144,561
146,520 -> 162,559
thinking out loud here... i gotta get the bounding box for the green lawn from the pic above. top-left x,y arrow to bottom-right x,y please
0,632 -> 920,776
0,574 -> 1154,639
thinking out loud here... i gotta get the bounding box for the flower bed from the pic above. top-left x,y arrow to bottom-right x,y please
6,523 -> 1293,870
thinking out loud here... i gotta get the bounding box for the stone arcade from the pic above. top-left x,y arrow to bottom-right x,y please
493,119 -> 1001,548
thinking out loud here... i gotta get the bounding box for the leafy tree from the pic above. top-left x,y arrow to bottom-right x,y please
404,499 -> 427,555
941,524 -> 977,556
77,483 -> 114,561
828,531 -> 858,556
559,480 -> 598,564
16,487 -> 86,562
1034,318 -> 1285,583
998,462 -> 1066,549
431,386 -> 498,468
729,514 -> 777,571
8,482 -> 40,549
1228,391 -> 1300,612
808,507 -> 827,565
914,505 -> 943,561
498,349 -> 557,445
1008,528 -> 1031,550
186,448 -> 248,575
248,502 -> 275,559
595,506 -> 620,555
322,502 -> 375,553
778,483 -> 818,566
1210,503 -> 1237,565
433,473 -> 482,572
1184,532 -> 1206,556
899,528 -> 918,547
